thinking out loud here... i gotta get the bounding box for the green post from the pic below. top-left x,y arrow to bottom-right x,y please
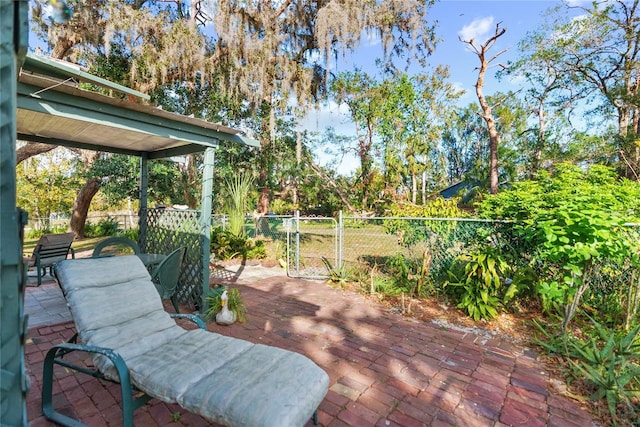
138,153 -> 149,248
0,1 -> 29,425
199,147 -> 215,316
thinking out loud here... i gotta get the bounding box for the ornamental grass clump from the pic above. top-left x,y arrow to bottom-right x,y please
205,287 -> 247,323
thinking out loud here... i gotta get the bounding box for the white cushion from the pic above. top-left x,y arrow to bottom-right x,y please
55,256 -> 329,426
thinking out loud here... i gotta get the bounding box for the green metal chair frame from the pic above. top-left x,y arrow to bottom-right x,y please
47,255 -> 326,426
24,232 -> 75,286
42,315 -> 207,427
91,236 -> 141,258
150,247 -> 186,313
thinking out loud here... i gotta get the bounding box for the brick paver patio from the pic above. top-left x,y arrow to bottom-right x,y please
24,264 -> 596,426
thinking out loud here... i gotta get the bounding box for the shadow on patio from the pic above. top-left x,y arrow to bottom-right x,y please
25,266 -> 595,426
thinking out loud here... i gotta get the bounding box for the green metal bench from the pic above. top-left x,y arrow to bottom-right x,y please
46,255 -> 328,426
24,232 -> 75,286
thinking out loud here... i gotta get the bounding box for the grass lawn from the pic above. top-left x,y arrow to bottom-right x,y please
23,235 -> 103,258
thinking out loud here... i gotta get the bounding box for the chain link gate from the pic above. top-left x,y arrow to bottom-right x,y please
285,212 -> 339,279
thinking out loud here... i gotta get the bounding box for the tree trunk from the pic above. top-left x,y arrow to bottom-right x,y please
422,171 -> 426,205
51,36 -> 74,60
411,171 -> 417,204
16,142 -> 56,164
179,154 -> 199,209
293,131 -> 301,209
461,24 -> 507,195
70,178 -> 101,238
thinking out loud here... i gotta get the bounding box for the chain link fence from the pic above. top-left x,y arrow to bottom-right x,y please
251,214 -> 638,318
26,214 -> 138,235
280,215 -> 522,282
27,210 -> 639,319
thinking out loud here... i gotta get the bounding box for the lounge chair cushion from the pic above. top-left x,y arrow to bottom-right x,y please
55,255 -> 329,427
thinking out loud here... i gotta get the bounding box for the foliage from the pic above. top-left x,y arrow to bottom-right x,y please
535,319 -> 640,425
25,225 -> 68,239
84,217 -> 119,238
376,70 -> 464,204
512,0 -> 640,172
223,172 -> 255,237
479,163 -> 640,329
387,253 -> 417,295
205,288 -> 247,323
444,244 -> 527,321
117,228 -> 138,242
383,198 -> 469,247
89,154 -> 186,206
17,149 -> 79,220
369,275 -> 404,296
321,257 -> 350,287
210,227 -> 266,261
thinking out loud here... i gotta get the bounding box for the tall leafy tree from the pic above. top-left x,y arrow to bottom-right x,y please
377,68 -> 462,204
29,0 -> 438,234
16,148 -> 80,225
515,0 -> 640,176
329,70 -> 383,211
440,104 -> 486,184
200,1 -> 437,213
504,36 -> 579,177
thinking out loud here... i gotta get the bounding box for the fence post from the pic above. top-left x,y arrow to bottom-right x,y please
295,210 -> 300,273
338,210 -> 343,269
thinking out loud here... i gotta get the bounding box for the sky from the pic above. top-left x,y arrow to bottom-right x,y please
300,0 -> 576,173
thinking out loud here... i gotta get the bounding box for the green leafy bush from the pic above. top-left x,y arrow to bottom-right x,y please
117,228 -> 138,242
383,198 -> 469,247
84,217 -> 119,237
26,225 -> 68,239
223,172 -> 254,237
536,319 -> 640,425
444,244 -> 532,321
210,226 -> 266,260
478,163 -> 640,329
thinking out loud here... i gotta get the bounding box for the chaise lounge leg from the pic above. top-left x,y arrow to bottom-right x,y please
313,410 -> 319,425
42,343 -> 147,427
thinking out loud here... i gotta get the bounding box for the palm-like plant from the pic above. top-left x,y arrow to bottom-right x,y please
223,172 -> 254,237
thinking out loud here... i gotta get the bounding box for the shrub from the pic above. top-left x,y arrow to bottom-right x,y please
26,225 -> 68,239
84,217 -> 119,237
478,163 -> 640,330
210,226 -> 266,261
117,228 -> 138,242
536,318 -> 640,425
444,243 -> 533,321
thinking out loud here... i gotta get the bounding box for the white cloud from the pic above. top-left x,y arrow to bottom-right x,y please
458,16 -> 494,42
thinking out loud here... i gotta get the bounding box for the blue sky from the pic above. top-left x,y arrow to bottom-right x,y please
300,0 -> 576,173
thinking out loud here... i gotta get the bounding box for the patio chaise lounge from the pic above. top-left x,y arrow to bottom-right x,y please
44,255 -> 329,427
24,232 -> 75,286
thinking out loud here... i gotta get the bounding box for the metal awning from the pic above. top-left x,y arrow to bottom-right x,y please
17,53 -> 259,159
13,52 -> 259,317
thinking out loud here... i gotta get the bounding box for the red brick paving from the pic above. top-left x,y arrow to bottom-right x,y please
25,270 -> 597,426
